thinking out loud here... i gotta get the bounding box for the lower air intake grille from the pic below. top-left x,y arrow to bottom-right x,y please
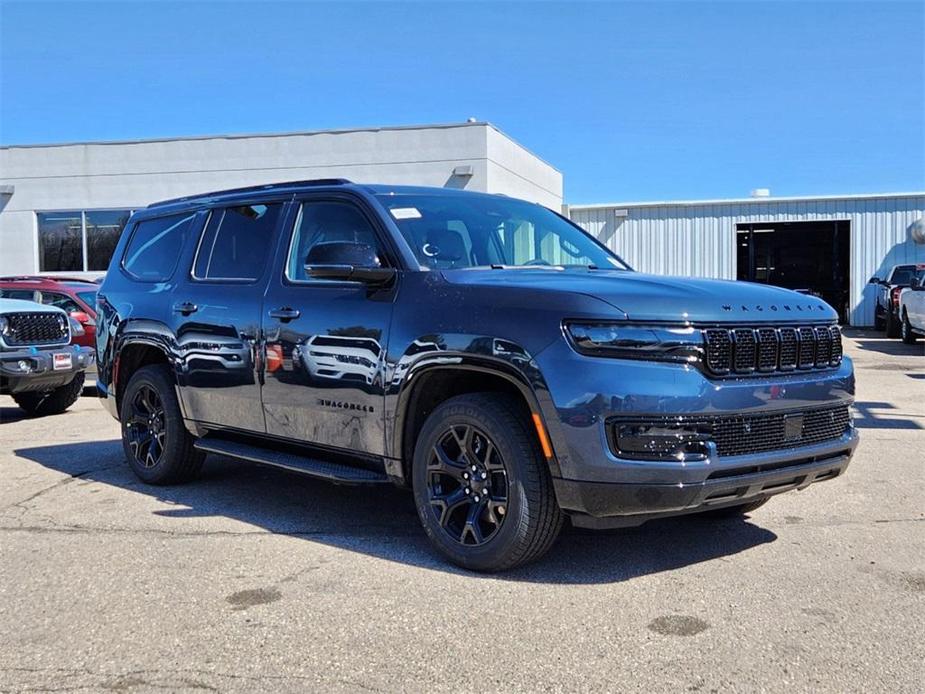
608,404 -> 852,460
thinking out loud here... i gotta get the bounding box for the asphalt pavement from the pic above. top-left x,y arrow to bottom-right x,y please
0,330 -> 922,693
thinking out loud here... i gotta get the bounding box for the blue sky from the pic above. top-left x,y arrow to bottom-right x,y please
1,1 -> 923,203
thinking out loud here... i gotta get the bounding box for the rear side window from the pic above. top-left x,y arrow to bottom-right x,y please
123,213 -> 197,281
193,204 -> 282,281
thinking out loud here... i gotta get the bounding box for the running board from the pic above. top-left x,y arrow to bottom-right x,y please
194,438 -> 390,485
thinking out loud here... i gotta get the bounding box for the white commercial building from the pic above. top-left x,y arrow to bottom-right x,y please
3,119 -> 922,327
0,122 -> 562,277
568,193 -> 925,327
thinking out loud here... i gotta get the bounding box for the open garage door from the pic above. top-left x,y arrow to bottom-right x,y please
736,220 -> 851,324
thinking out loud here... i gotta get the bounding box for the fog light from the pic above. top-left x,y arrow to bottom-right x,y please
17,360 -> 32,372
613,422 -> 712,461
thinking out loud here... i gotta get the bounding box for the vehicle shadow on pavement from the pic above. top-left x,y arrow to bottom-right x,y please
0,406 -> 32,424
13,439 -> 778,585
844,329 -> 924,358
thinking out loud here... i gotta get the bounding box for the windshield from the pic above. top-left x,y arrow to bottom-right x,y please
376,194 -> 630,271
890,267 -> 915,285
77,290 -> 98,308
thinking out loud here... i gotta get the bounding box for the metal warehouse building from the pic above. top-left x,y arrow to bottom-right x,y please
568,193 -> 925,327
0,122 -> 562,278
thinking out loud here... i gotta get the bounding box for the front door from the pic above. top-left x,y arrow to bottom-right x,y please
260,196 -> 397,455
172,201 -> 285,432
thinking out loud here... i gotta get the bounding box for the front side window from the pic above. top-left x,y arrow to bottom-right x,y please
37,211 -> 83,271
40,292 -> 82,314
193,203 -> 282,281
286,202 -> 384,281
123,212 -> 197,281
376,194 -> 629,271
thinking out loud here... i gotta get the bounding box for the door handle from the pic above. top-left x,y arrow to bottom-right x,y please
269,307 -> 301,322
173,301 -> 199,315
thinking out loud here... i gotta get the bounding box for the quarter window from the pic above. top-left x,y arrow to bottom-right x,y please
287,202 -> 384,281
193,204 -> 281,281
123,213 -> 197,282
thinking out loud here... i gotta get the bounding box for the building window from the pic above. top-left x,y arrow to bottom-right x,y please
37,209 -> 132,272
37,211 -> 83,272
86,210 -> 131,271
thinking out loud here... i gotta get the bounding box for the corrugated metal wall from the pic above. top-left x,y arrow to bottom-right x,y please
569,195 -> 925,326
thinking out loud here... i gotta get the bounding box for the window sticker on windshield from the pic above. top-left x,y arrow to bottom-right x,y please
390,207 -> 422,220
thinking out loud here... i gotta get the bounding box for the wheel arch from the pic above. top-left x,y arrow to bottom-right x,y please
113,338 -> 174,413
391,358 -> 562,486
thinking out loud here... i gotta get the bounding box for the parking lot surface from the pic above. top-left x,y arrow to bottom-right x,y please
0,330 -> 922,693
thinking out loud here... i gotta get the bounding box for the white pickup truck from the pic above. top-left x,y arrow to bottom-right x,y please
898,269 -> 925,345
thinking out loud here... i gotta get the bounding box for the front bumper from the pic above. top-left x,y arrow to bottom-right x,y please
556,432 -> 857,527
534,341 -> 857,521
0,344 -> 95,393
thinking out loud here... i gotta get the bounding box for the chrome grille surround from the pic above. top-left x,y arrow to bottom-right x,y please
701,324 -> 842,376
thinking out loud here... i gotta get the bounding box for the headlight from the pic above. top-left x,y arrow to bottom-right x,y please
0,316 -> 8,337
565,322 -> 703,363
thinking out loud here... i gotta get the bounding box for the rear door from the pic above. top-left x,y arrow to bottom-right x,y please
260,195 -> 398,454
171,201 -> 287,433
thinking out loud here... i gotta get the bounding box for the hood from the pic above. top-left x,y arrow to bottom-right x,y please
0,298 -> 65,315
442,268 -> 837,324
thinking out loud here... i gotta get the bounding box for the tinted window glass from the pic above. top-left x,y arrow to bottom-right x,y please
0,289 -> 37,301
193,204 -> 281,281
123,213 -> 197,281
40,292 -> 82,314
38,211 -> 83,271
77,290 -> 98,308
890,267 -> 915,285
287,202 -> 383,281
86,210 -> 131,271
376,194 -> 629,271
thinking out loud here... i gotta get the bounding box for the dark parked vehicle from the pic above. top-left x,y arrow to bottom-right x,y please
0,276 -> 98,350
870,264 -> 924,337
1,298 -> 95,416
96,180 -> 858,571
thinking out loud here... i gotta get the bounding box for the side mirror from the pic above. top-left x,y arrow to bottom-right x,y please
868,276 -> 881,285
304,241 -> 396,285
69,310 -> 94,326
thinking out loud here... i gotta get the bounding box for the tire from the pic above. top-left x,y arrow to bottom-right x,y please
901,312 -> 918,344
12,371 -> 85,417
412,393 -> 563,572
874,308 -> 885,331
885,308 -> 901,338
700,497 -> 770,518
119,364 -> 204,485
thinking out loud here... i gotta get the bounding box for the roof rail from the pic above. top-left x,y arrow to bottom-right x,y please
148,178 -> 353,208
0,275 -> 98,284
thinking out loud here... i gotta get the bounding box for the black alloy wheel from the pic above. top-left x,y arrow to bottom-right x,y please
125,384 -> 167,469
412,393 -> 563,572
426,424 -> 509,546
119,364 -> 204,485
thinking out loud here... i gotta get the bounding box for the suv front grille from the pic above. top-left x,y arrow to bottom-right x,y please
608,404 -> 851,459
702,324 -> 841,376
2,312 -> 69,346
